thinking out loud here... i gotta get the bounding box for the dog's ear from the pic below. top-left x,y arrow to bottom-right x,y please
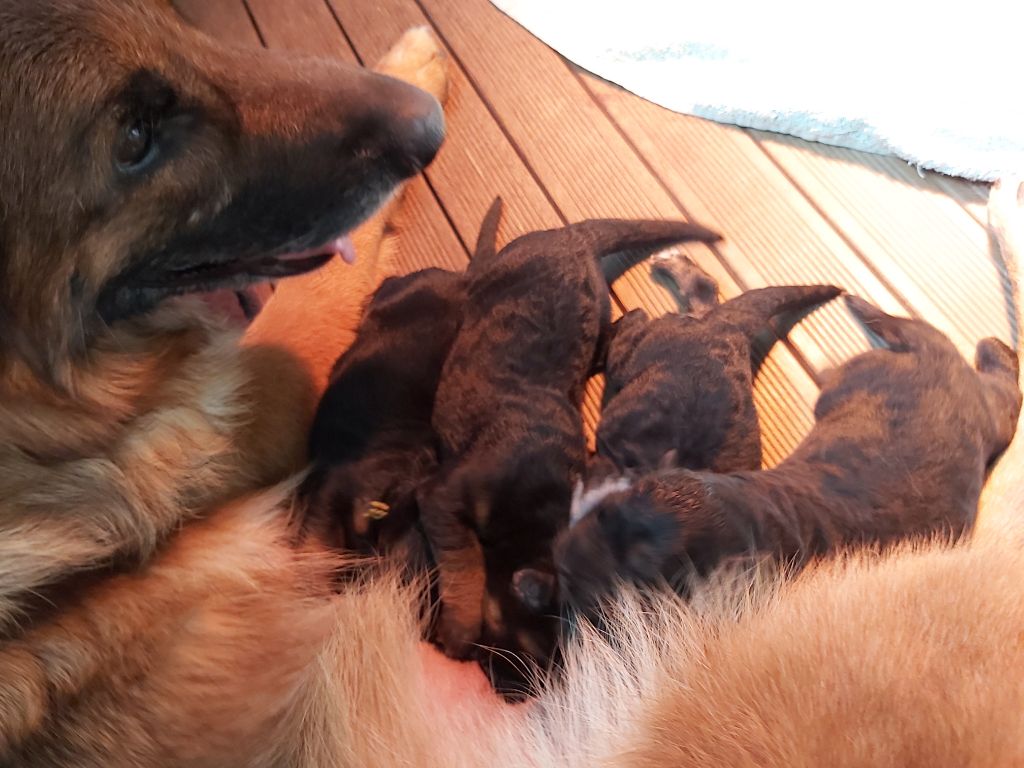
512,568 -> 558,614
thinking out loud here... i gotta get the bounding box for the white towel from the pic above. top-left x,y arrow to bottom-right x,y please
491,0 -> 1024,181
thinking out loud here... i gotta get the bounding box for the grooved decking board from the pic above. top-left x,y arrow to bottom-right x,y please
756,134 -> 1015,352
580,72 -> 895,372
174,0 -> 261,46
413,0 -> 838,460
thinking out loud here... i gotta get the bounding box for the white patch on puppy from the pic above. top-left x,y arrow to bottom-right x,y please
570,475 -> 632,527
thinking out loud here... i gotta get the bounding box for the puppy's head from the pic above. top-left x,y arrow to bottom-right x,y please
0,0 -> 443,379
425,449 -> 574,697
556,479 -> 684,625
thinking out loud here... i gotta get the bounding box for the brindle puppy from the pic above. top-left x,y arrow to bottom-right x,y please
597,281 -> 842,474
558,297 -> 1022,622
299,268 -> 462,563
418,204 -> 720,694
299,202 -> 503,566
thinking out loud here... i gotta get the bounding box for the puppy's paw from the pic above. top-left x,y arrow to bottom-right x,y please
376,27 -> 449,105
434,609 -> 478,660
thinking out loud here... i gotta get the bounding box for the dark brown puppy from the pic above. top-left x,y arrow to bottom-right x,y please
558,297 -> 1022,622
296,204 -> 503,565
0,0 -> 443,384
299,204 -> 503,564
299,268 -> 463,564
596,281 -> 842,474
418,203 -> 720,691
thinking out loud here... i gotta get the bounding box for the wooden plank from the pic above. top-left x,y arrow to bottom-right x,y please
172,0 -> 261,46
245,0 -> 357,63
757,133 -> 1015,353
581,72 -> 900,370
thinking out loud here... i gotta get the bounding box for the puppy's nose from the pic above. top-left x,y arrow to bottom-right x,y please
367,75 -> 445,178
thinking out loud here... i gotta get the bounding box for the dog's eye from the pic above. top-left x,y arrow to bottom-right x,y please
114,117 -> 156,172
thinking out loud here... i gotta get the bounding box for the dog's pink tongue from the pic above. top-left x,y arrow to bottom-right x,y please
283,235 -> 356,265
335,235 -> 357,265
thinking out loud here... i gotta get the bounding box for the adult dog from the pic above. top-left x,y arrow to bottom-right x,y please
0,1 -> 451,764
2,1 -> 1024,766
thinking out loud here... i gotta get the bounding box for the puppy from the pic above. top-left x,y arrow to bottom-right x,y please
597,279 -> 842,474
298,268 -> 461,563
418,201 -> 720,693
558,297 -> 1022,621
299,202 -> 505,563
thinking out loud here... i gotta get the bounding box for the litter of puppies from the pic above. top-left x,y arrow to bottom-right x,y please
302,199 -> 1021,699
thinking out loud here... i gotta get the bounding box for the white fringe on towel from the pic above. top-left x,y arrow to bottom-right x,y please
491,0 -> 1024,181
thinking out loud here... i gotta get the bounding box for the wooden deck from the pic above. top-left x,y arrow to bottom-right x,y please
172,0 -> 1014,467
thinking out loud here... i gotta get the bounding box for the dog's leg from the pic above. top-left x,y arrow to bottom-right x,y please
236,28 -> 449,483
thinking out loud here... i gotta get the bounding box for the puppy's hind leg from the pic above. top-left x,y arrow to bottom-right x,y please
651,254 -> 720,319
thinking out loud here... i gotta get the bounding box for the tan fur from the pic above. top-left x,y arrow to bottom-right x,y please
0,27 -> 459,766
2,13 -> 1023,762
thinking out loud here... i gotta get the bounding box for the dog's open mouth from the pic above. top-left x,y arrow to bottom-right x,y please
98,233 -> 357,324
169,235 -> 356,288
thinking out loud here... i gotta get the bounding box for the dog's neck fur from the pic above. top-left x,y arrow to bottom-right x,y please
0,299 -> 258,633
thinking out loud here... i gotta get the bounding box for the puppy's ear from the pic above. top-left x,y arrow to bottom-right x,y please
512,568 -> 558,614
657,449 -> 679,470
609,309 -> 650,346
599,495 -> 680,584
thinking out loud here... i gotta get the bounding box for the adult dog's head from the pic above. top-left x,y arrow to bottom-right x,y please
0,0 -> 443,380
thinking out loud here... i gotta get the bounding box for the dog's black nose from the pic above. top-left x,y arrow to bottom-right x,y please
368,76 -> 445,179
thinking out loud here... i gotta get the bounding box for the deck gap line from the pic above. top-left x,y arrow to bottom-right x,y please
321,0 -> 365,66
238,0 -> 267,47
745,131 -> 928,320
571,64 -> 831,385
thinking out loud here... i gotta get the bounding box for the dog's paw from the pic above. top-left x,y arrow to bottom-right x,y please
376,27 -> 449,105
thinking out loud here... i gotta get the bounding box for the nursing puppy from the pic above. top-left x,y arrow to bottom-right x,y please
558,298 -> 1022,620
299,267 -> 463,563
299,205 -> 504,562
419,202 -> 720,692
597,278 -> 841,473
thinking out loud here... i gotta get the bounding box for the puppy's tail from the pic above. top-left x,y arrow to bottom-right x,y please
714,284 -> 842,339
845,295 -> 957,354
568,219 -> 721,268
473,196 -> 503,262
